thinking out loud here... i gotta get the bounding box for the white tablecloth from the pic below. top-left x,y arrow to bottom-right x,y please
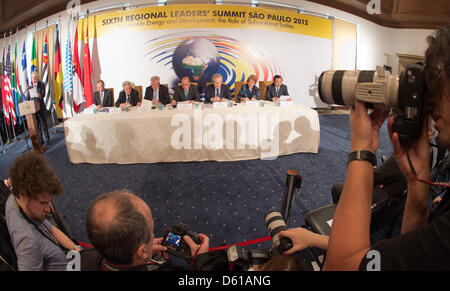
64,102 -> 320,164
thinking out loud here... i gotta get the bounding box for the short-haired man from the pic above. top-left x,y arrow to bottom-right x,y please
85,190 -> 217,271
205,74 -> 231,103
144,76 -> 170,105
93,80 -> 113,109
172,76 -> 200,105
265,75 -> 290,102
6,152 -> 82,271
115,81 -> 141,108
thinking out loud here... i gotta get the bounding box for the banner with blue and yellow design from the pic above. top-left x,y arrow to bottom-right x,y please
80,4 -> 332,107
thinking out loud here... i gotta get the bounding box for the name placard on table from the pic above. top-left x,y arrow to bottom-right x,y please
213,102 -> 229,109
245,101 -> 259,107
109,108 -> 122,114
279,101 -> 293,107
177,103 -> 193,110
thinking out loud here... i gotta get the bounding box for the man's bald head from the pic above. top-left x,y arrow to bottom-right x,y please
86,190 -> 153,266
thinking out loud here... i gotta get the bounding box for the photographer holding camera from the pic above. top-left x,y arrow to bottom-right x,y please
84,190 -> 227,271
322,25 -> 450,271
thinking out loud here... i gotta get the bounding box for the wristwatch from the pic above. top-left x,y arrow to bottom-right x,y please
347,150 -> 377,167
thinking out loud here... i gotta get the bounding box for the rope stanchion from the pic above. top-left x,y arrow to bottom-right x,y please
76,235 -> 273,252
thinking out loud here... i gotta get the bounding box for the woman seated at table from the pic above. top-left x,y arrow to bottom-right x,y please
238,75 -> 260,102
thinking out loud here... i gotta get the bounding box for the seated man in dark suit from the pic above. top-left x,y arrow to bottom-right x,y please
93,80 -> 113,109
28,71 -> 49,143
205,74 -> 231,103
144,76 -> 170,105
172,76 -> 200,106
265,75 -> 290,102
115,81 -> 141,108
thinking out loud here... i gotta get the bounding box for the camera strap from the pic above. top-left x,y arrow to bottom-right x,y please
14,198 -> 67,254
101,258 -> 160,271
407,146 -> 450,188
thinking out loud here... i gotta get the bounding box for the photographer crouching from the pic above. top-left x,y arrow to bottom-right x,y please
323,25 -> 450,271
82,190 -> 227,271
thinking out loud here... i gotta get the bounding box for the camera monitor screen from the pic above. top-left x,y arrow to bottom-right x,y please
166,232 -> 182,247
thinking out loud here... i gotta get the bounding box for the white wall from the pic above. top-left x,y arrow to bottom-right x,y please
0,0 -> 436,114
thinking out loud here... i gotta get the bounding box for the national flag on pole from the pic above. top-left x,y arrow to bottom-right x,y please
2,45 -> 17,125
30,34 -> 37,79
42,34 -> 52,111
1,45 -> 8,123
64,28 -> 74,116
12,41 -> 22,125
82,20 -> 93,107
64,31 -> 73,94
54,23 -> 64,117
72,24 -> 84,113
21,41 -> 29,97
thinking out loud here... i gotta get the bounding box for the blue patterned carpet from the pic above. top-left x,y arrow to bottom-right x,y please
0,114 -> 395,252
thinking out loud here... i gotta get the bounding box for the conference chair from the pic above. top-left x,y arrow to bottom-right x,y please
106,88 -> 114,106
133,85 -> 143,102
259,81 -> 273,101
234,81 -> 245,102
303,188 -> 407,270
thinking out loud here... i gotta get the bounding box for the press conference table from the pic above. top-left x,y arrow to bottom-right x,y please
64,102 -> 320,164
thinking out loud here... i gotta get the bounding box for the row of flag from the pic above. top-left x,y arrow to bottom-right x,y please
1,19 -> 94,129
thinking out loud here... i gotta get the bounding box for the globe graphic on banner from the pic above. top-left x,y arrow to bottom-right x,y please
172,37 -> 220,84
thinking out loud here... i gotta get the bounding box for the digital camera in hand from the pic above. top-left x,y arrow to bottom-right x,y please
162,223 -> 201,260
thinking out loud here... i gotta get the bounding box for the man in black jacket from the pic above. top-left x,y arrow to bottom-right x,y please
28,71 -> 49,143
83,190 -> 226,271
93,80 -> 113,108
172,76 -> 200,105
265,75 -> 290,102
115,81 -> 140,108
144,76 -> 170,105
205,74 -> 231,103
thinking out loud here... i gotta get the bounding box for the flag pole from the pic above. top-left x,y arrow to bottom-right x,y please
2,33 -> 11,144
15,27 -> 23,142
45,19 -> 56,129
9,30 -> 19,143
68,16 -> 74,118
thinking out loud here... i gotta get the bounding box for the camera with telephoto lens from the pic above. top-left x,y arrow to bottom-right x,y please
226,212 -> 293,268
162,223 -> 201,261
318,64 -> 428,145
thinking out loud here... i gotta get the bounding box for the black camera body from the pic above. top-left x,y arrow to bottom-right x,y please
392,64 -> 428,145
162,223 -> 201,261
318,64 -> 428,145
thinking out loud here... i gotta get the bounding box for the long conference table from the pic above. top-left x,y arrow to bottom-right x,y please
64,101 -> 320,164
